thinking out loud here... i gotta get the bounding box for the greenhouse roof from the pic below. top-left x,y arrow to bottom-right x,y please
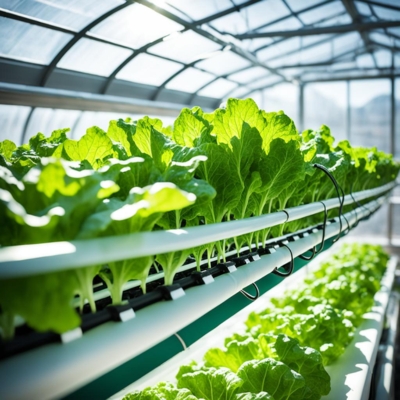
0,0 -> 400,111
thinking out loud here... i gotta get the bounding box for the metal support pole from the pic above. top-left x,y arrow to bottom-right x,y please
299,83 -> 304,132
388,201 -> 393,245
346,80 -> 351,141
390,76 -> 395,156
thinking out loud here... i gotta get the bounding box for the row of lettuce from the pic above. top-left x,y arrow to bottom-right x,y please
0,98 -> 398,339
123,243 -> 390,400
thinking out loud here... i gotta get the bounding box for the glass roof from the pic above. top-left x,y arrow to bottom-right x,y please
0,0 -> 399,106
57,38 -> 133,76
0,16 -> 72,64
89,3 -> 183,49
165,67 -> 215,93
0,0 -> 123,31
116,53 -> 182,86
149,30 -> 221,63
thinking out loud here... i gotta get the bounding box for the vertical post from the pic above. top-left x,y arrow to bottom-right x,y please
299,83 -> 304,132
390,50 -> 395,156
346,80 -> 351,141
20,107 -> 35,145
390,76 -> 395,156
388,202 -> 393,246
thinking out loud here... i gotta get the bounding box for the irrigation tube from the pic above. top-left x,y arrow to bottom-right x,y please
0,195 -> 386,400
0,181 -> 394,278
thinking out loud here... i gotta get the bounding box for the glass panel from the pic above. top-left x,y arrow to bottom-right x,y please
149,30 -> 220,63
299,42 -> 332,63
196,51 -> 251,76
268,52 -> 302,68
0,17 -> 72,64
211,0 -> 290,35
259,16 -> 303,32
90,3 -> 183,49
285,0 -> 325,13
388,27 -> 400,37
116,53 -> 182,86
333,32 -> 362,56
355,1 -> 372,16
262,82 -> 299,125
57,38 -> 132,76
247,74 -> 282,89
199,78 -> 238,98
316,13 -> 352,26
229,66 -> 269,83
166,67 -> 215,93
242,38 -> 274,52
228,85 -> 252,99
0,0 -> 123,31
257,38 -> 301,61
304,82 -> 347,141
159,0 -> 232,21
299,1 -> 345,25
370,31 -> 395,48
0,105 -> 31,143
395,55 -> 400,69
331,61 -> 357,71
372,5 -> 400,20
356,53 -> 375,68
302,34 -> 332,47
283,67 -> 304,78
350,79 -> 391,152
374,50 -> 393,68
25,108 -> 81,141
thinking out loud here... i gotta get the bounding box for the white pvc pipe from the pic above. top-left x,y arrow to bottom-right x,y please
0,182 -> 394,278
324,257 -> 398,400
0,196 -> 385,400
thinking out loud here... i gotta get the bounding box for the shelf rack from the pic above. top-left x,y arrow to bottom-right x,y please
0,181 -> 395,400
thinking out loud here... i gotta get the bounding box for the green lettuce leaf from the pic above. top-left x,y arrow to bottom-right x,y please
237,358 -> 305,400
123,382 -> 197,400
178,367 -> 243,400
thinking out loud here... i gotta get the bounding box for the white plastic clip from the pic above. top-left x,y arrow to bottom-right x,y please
60,327 -> 82,344
170,288 -> 185,300
227,264 -> 237,273
119,309 -> 135,322
202,275 -> 214,285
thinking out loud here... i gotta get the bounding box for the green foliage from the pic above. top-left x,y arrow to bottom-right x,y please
0,97 -> 397,339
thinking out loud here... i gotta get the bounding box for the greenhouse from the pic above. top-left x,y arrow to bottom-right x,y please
0,0 -> 400,399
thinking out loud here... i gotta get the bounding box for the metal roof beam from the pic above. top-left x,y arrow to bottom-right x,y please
0,9 -> 75,34
193,0 -> 263,25
357,0 -> 400,12
235,20 -> 400,39
341,0 -> 379,69
303,71 -> 400,83
370,40 -> 400,53
234,0 -> 334,35
0,82 -> 186,116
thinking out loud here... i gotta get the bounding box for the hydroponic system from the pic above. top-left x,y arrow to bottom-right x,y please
0,1 -> 400,399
